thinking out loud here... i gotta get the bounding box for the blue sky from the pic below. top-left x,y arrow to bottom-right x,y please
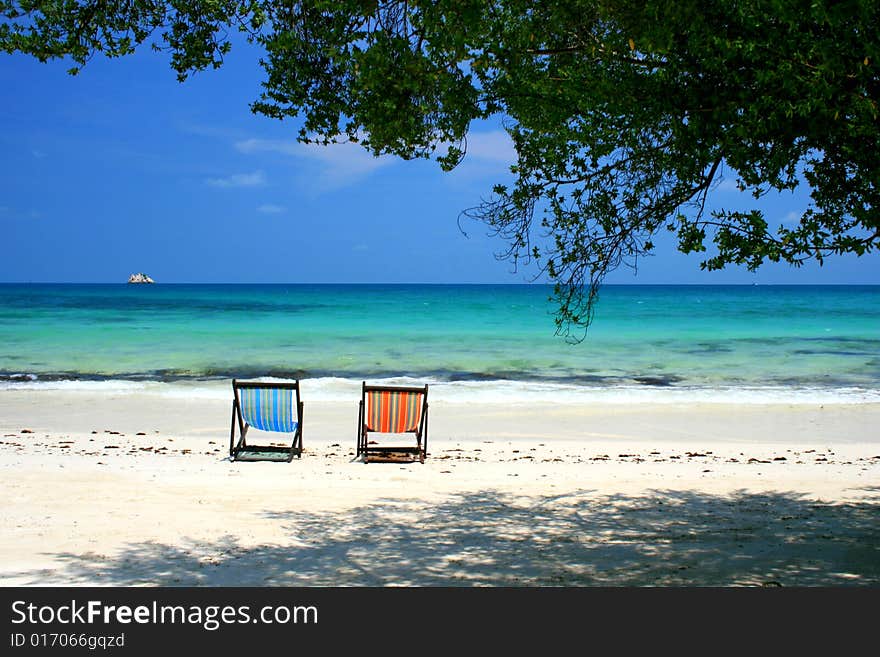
1,42 -> 878,285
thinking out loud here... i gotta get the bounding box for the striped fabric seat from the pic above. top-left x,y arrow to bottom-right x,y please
238,386 -> 298,433
365,390 -> 424,433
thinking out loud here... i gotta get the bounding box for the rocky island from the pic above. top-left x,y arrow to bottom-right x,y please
127,273 -> 155,284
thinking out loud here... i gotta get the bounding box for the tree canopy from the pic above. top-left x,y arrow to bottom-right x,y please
3,1 -> 878,338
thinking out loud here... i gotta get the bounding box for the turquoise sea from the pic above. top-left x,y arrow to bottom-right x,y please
1,284 -> 878,403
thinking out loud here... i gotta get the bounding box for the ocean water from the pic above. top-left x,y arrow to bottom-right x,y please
0,284 -> 878,404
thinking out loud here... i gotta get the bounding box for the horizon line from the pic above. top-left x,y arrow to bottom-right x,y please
2,281 -> 879,287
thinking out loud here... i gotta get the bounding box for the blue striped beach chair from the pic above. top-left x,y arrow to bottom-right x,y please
230,379 -> 304,462
357,381 -> 429,463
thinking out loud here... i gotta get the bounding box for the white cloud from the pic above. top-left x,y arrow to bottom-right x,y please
439,129 -> 517,184
205,170 -> 266,188
714,177 -> 743,192
779,210 -> 802,227
257,203 -> 286,214
434,129 -> 515,166
234,130 -> 513,190
463,130 -> 517,163
236,138 -> 299,156
235,137 -> 393,190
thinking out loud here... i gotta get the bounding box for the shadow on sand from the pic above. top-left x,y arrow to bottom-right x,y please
14,487 -> 880,586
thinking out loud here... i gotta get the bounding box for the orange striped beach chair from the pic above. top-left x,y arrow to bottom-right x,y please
357,382 -> 429,463
230,379 -> 304,462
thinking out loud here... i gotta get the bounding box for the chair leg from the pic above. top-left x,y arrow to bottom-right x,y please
287,429 -> 297,462
296,401 -> 304,458
229,404 -> 236,457
293,426 -> 303,459
356,402 -> 364,456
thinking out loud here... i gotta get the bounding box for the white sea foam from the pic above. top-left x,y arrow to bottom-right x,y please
423,380 -> 880,405
3,376 -> 878,405
0,379 -> 153,393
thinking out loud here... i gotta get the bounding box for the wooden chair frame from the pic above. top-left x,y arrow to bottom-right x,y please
357,381 -> 429,463
230,379 -> 303,462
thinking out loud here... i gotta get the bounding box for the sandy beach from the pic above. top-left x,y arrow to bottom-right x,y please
1,386 -> 878,587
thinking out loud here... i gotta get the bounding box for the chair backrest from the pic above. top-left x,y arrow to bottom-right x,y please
234,380 -> 300,433
364,385 -> 427,433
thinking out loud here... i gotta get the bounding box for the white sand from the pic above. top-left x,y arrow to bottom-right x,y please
1,388 -> 878,586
